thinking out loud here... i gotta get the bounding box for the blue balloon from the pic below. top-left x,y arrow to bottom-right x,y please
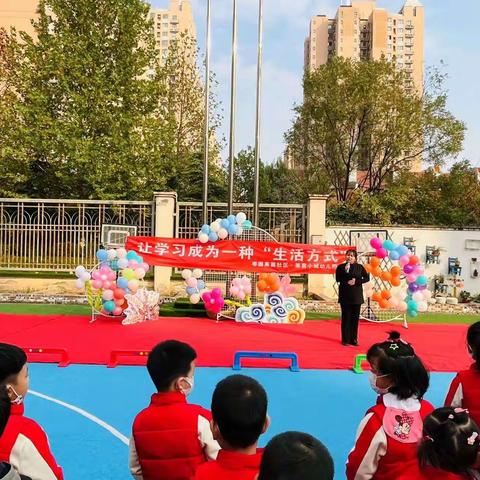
407,300 -> 418,311
383,239 -> 395,251
117,277 -> 129,289
389,250 -> 400,261
208,232 -> 218,242
243,220 -> 253,230
103,300 -> 115,312
96,249 -> 108,262
407,309 -> 418,318
197,280 -> 205,290
416,275 -> 428,286
201,224 -> 211,234
396,245 -> 409,256
227,214 -> 236,224
186,287 -> 196,295
220,218 -> 230,228
227,224 -> 238,235
127,250 -> 137,260
136,255 -> 143,264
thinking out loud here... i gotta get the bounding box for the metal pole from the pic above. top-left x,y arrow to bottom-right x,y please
253,0 -> 263,227
227,0 -> 238,215
202,0 -> 212,225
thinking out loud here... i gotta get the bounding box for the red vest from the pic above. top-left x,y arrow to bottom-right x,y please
456,366 -> 480,427
132,392 -> 212,480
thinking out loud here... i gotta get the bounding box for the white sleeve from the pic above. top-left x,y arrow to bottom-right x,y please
129,437 -> 144,480
10,434 -> 57,480
198,415 -> 220,460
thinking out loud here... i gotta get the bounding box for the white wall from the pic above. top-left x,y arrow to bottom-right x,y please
324,225 -> 480,298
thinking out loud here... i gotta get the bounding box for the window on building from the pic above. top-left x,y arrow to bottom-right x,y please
398,19 -> 404,26
388,17 -> 392,24
163,14 -> 168,19
388,26 -> 392,31
398,28 -> 404,33
172,15 -> 178,21
162,40 -> 168,47
162,31 -> 168,36
163,22 -> 168,28
398,45 -> 403,50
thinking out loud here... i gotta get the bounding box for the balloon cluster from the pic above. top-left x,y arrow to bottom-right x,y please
257,273 -> 281,294
201,288 -> 225,315
230,276 -> 252,301
197,212 -> 253,243
181,268 -> 206,304
75,248 -> 150,316
365,238 -> 431,317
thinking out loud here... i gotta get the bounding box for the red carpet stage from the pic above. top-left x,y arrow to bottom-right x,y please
0,313 -> 471,371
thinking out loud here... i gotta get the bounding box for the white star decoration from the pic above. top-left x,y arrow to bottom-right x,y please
389,343 -> 399,350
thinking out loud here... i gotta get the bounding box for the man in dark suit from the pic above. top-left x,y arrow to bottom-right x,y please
335,249 -> 370,346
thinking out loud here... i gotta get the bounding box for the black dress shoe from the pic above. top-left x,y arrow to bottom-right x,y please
342,342 -> 349,346
351,341 -> 359,346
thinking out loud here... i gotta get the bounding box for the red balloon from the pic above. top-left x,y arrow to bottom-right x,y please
113,288 -> 125,300
409,255 -> 419,265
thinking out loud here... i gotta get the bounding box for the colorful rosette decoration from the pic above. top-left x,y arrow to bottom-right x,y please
75,248 -> 150,316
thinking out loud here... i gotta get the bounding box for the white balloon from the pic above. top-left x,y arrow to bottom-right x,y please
412,291 -> 424,302
75,278 -> 85,289
389,297 -> 399,308
423,290 -> 432,300
182,269 -> 193,279
192,268 -> 203,279
236,226 -> 243,236
80,271 -> 91,282
116,248 -> 127,258
218,228 -> 228,240
210,221 -> 220,233
198,232 -> 209,243
107,248 -> 117,260
417,301 -> 428,312
236,212 -> 247,224
190,293 -> 201,304
75,265 -> 86,277
398,301 -> 408,312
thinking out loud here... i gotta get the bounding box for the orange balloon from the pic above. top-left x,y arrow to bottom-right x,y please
259,273 -> 268,281
370,257 -> 381,268
379,298 -> 389,309
381,271 -> 392,282
391,277 -> 401,287
372,267 -> 382,277
257,280 -> 267,291
409,255 -> 419,265
372,292 -> 381,303
390,266 -> 401,277
381,289 -> 391,300
364,263 -> 372,273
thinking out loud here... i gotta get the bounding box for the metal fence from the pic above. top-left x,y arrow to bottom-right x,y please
177,202 -> 306,243
0,199 -> 153,271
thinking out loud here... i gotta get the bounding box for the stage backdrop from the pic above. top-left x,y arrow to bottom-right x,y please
126,236 -> 352,274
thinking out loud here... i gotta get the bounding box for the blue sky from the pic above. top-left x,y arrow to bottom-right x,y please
151,0 -> 480,167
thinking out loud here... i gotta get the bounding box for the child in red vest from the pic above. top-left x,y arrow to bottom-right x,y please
257,431 -> 334,480
194,374 -> 267,480
0,343 -> 63,480
445,321 -> 480,427
130,340 -> 219,480
346,331 -> 433,480
417,407 -> 480,479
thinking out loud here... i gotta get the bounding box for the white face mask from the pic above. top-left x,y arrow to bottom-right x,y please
368,371 -> 390,395
8,385 -> 24,405
179,376 -> 194,396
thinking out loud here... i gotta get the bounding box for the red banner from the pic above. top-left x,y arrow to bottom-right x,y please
126,236 -> 353,274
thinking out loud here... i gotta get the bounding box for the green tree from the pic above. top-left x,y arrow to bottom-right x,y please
0,0 -> 162,199
286,57 -> 466,202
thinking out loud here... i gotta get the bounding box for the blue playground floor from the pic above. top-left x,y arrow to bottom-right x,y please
26,364 -> 455,480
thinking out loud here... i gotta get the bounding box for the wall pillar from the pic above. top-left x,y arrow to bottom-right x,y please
306,194 -> 329,298
153,192 -> 177,293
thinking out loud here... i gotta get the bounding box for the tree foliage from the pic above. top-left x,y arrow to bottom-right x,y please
286,57 -> 466,202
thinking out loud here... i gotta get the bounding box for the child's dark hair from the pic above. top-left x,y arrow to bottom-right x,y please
147,340 -> 196,392
345,249 -> 357,259
367,331 -> 429,400
467,321 -> 480,370
0,385 -> 11,437
0,343 -> 27,385
418,407 -> 480,474
211,374 -> 267,448
258,431 -> 334,480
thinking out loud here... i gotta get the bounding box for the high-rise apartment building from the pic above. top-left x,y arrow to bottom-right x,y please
150,0 -> 196,64
0,0 -> 39,37
305,0 -> 424,90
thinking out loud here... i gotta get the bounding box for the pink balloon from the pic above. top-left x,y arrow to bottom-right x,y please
92,279 -> 103,289
92,270 -> 100,280
115,298 -> 125,306
370,238 -> 383,249
141,262 -> 150,272
102,289 -> 114,301
237,291 -> 246,300
414,265 -> 425,275
186,277 -> 198,288
100,274 -> 108,281
398,301 -> 408,312
406,273 -> 417,283
128,260 -> 139,269
128,280 -> 139,291
135,268 -> 146,279
399,255 -> 410,267
113,307 -> 123,316
107,270 -> 116,281
103,280 -> 113,290
376,248 -> 387,259
201,292 -> 211,303
230,286 -> 239,295
211,288 -> 222,298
